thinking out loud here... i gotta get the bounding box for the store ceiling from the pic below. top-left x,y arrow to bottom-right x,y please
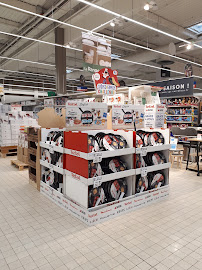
0,0 -> 202,94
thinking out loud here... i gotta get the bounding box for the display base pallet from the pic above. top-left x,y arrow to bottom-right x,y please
0,146 -> 17,158
40,181 -> 169,226
11,160 -> 28,171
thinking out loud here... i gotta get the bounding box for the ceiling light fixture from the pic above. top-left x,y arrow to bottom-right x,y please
144,3 -> 150,11
1,2 -> 202,69
110,21 -> 115,27
1,1 -> 201,50
187,44 -> 192,50
76,0 -> 202,49
0,56 -> 55,67
0,30 -> 82,52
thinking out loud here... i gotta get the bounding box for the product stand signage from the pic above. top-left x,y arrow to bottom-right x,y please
150,77 -> 194,98
144,104 -> 166,128
92,68 -> 120,95
112,104 -> 145,130
66,102 -> 108,130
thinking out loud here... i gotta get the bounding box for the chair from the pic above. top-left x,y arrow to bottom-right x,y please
170,149 -> 184,169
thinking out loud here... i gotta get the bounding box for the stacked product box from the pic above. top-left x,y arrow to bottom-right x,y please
0,105 -> 38,147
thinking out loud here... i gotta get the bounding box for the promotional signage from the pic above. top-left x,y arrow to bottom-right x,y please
82,32 -> 111,73
93,68 -> 120,95
150,77 -> 194,98
111,104 -> 145,129
144,104 -> 166,128
66,101 -> 107,130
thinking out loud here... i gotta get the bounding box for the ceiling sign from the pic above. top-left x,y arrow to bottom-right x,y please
92,68 -> 120,95
149,77 -> 194,98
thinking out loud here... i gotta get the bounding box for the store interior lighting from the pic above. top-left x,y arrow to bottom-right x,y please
110,21 -> 115,27
1,2 -> 202,70
144,3 -> 150,11
76,0 -> 202,49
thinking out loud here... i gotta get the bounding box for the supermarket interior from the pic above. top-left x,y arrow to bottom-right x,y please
0,1 -> 202,270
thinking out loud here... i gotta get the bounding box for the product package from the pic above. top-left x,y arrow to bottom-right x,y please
66,102 -> 107,130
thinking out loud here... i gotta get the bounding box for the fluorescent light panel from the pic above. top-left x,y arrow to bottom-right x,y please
77,0 -> 202,49
1,2 -> 202,69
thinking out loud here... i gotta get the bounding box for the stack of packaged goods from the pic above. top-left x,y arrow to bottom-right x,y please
0,104 -> 38,147
18,128 -> 29,164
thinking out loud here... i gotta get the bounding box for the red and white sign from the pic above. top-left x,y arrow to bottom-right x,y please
92,68 -> 120,95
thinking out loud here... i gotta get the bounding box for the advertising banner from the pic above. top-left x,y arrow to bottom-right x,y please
150,77 -> 193,98
92,68 -> 120,95
82,32 -> 111,73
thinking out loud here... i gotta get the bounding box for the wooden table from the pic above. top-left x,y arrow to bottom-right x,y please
186,138 -> 202,176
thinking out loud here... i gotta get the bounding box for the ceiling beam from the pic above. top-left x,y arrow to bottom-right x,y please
0,17 -> 22,28
0,0 -> 39,13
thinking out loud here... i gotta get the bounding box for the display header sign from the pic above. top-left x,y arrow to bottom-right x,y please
92,68 -> 120,95
150,77 -> 193,98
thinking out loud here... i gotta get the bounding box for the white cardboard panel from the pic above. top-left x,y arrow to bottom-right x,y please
40,181 -> 169,225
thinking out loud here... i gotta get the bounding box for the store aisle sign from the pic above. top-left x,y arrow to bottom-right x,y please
92,68 -> 120,95
150,77 -> 193,98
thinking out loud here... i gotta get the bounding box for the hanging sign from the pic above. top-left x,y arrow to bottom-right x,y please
150,77 -> 193,98
92,68 -> 120,95
82,32 -> 111,73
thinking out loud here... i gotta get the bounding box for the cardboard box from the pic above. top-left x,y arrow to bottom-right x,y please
22,155 -> 28,164
17,146 -> 23,162
23,148 -> 28,156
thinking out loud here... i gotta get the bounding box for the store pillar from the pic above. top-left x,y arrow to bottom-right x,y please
55,27 -> 66,95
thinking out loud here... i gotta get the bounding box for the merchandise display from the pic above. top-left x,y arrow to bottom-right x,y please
1,2 -> 202,269
162,97 -> 199,128
40,126 -> 170,224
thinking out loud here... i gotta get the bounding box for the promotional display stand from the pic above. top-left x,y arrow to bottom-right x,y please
40,125 -> 170,225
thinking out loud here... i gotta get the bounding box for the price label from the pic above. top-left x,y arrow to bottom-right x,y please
93,176 -> 102,188
93,152 -> 102,163
49,164 -> 54,171
141,167 -> 147,177
157,182 -> 162,188
49,145 -> 54,154
119,192 -> 125,200
141,147 -> 147,157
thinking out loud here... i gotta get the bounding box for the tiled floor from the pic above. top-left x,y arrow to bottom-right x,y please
0,156 -> 202,270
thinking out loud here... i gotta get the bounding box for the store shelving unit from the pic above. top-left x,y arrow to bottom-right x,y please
167,104 -> 199,128
40,128 -> 171,225
27,127 -> 41,190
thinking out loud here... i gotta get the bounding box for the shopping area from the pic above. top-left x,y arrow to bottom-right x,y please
0,1 -> 202,270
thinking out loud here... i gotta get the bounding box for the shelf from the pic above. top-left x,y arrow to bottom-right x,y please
64,147 -> 135,160
167,105 -> 198,108
65,168 -> 136,186
135,162 -> 171,175
40,159 -> 64,175
136,144 -> 171,154
40,142 -> 64,153
167,115 -> 197,117
167,121 -> 193,123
